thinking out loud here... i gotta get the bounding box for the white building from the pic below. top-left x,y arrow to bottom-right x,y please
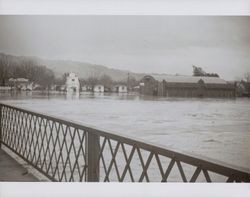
94,85 -> 104,93
66,72 -> 80,92
113,85 -> 128,93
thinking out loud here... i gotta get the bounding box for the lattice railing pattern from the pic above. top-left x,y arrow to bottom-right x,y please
0,105 -> 87,181
96,136 -> 250,182
0,103 -> 249,182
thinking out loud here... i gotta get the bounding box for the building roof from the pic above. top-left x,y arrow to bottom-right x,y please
150,74 -> 227,84
16,78 -> 29,82
9,78 -> 29,82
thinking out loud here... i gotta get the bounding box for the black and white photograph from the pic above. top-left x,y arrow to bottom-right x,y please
0,1 -> 249,196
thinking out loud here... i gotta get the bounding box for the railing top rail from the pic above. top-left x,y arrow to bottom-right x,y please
1,102 -> 249,181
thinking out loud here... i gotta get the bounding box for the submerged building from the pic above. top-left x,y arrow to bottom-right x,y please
112,85 -> 128,93
8,78 -> 31,91
94,85 -> 104,93
140,75 -> 235,98
66,72 -> 80,92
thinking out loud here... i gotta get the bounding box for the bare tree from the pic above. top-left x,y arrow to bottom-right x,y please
99,74 -> 113,88
85,70 -> 102,88
244,72 -> 250,82
86,76 -> 99,87
127,75 -> 138,88
0,54 -> 11,86
62,72 -> 69,83
0,53 -> 55,87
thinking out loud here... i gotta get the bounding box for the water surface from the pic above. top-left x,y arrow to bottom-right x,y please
1,91 -> 249,171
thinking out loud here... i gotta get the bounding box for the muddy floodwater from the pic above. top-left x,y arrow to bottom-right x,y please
1,91 -> 250,172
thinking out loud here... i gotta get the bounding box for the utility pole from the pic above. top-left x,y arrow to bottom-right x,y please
127,72 -> 130,93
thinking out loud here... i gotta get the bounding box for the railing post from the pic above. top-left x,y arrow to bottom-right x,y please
0,104 -> 2,149
87,131 -> 100,182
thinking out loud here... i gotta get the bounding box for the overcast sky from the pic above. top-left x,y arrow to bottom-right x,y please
0,16 -> 249,80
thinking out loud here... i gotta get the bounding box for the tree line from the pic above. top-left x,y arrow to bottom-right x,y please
64,72 -> 139,89
0,53 -> 55,87
0,53 -> 139,89
83,75 -> 138,88
192,65 -> 219,77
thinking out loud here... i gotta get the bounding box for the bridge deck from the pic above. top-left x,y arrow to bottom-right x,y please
0,149 -> 38,181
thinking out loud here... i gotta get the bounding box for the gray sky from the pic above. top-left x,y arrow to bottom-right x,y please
0,16 -> 249,80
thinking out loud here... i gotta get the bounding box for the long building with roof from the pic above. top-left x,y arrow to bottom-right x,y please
139,74 -> 236,98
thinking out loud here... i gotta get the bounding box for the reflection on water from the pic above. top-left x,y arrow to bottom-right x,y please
0,90 -> 142,101
66,91 -> 80,100
0,90 -> 250,170
0,90 -> 240,102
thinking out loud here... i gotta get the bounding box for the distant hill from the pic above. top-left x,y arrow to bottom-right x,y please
33,57 -> 145,81
0,53 -> 145,81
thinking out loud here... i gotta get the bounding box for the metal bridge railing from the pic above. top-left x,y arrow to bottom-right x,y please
0,103 -> 249,182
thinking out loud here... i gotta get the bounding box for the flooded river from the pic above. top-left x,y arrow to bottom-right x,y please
1,91 -> 250,172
